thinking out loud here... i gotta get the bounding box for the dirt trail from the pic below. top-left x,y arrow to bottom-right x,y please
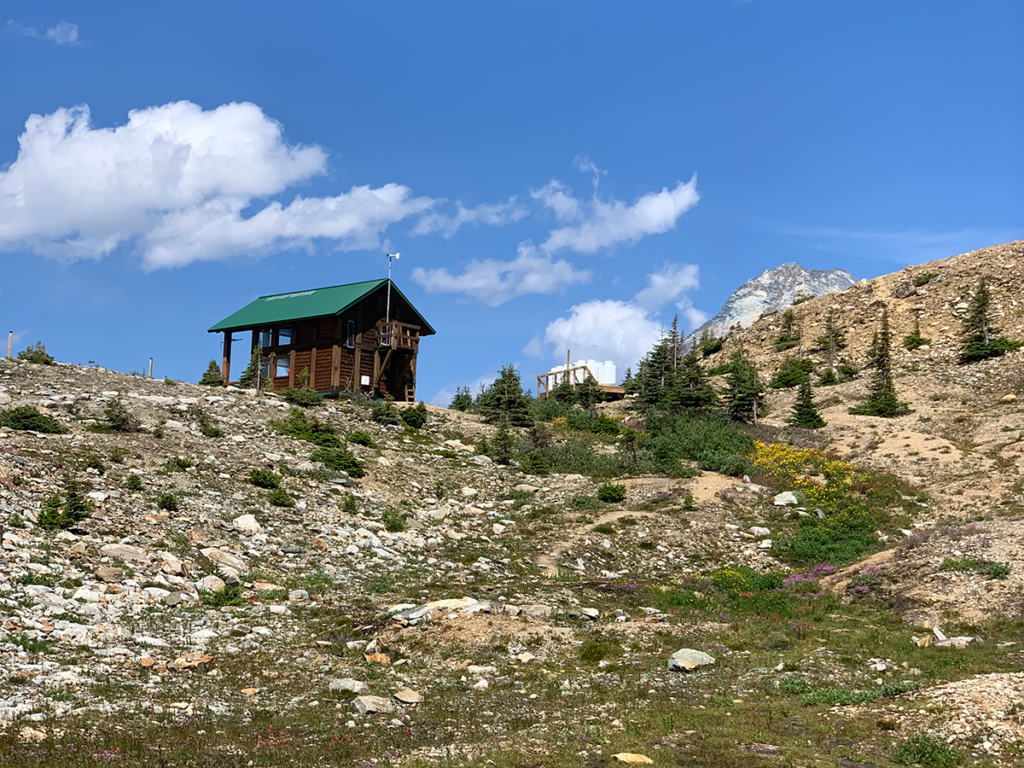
535,508 -> 660,577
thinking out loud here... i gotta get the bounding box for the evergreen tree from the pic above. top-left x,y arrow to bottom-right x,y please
631,336 -> 674,409
774,309 -> 801,351
477,365 -> 533,426
815,308 -> 846,380
574,373 -> 604,408
724,349 -> 765,424
199,359 -> 223,386
789,379 -> 826,429
902,315 -> 930,351
237,346 -> 264,390
849,308 -> 911,417
665,350 -> 719,410
449,386 -> 474,411
816,367 -> 838,387
550,377 -> 578,404
490,417 -> 516,465
959,278 -> 1022,363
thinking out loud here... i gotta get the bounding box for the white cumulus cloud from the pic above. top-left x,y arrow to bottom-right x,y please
6,20 -> 82,46
539,175 -> 699,254
411,245 -> 591,307
527,262 -> 705,377
0,100 -> 436,268
411,197 -> 526,238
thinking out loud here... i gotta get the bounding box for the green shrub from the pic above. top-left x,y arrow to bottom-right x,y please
569,495 -> 603,510
0,406 -> 66,434
519,450 -> 551,476
199,583 -> 244,608
196,411 -> 223,438
596,482 -> 627,503
267,488 -> 296,507
198,359 -> 223,386
37,480 -> 93,531
371,397 -> 403,426
593,523 -> 615,535
342,493 -> 359,515
280,387 -> 322,407
103,399 -> 141,433
125,474 -> 144,492
770,358 -> 815,389
165,456 -> 194,472
348,430 -> 375,447
248,468 -> 281,489
890,735 -> 963,767
17,342 -> 54,365
382,508 -> 407,532
82,454 -> 106,474
269,408 -> 342,448
309,447 -> 365,478
578,639 -> 620,664
156,493 -> 179,511
401,402 -> 428,429
913,272 -> 938,287
779,677 -> 812,694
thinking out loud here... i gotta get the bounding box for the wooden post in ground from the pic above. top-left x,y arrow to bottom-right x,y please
309,347 -> 318,391
7,331 -> 12,359
288,350 -> 296,388
148,358 -> 153,378
222,332 -> 231,386
353,347 -> 361,393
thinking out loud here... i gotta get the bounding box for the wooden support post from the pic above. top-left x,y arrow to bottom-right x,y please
288,350 -> 296,388
7,331 -> 12,359
222,332 -> 232,386
409,355 -> 417,402
309,347 -> 317,391
330,345 -> 341,395
148,358 -> 153,379
353,347 -> 361,392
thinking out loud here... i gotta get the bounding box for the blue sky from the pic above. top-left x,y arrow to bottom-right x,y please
1,2 -> 1021,403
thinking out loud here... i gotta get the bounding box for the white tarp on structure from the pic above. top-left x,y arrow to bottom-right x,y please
547,359 -> 617,386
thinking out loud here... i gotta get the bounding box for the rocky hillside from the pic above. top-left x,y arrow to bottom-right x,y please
3,233 -> 1024,768
694,262 -> 856,341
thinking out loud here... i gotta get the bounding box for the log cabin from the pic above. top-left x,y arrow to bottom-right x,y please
208,279 -> 435,400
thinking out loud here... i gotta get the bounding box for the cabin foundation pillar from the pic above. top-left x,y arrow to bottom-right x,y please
309,348 -> 317,391
221,332 -> 231,386
330,345 -> 341,396
288,350 -> 296,388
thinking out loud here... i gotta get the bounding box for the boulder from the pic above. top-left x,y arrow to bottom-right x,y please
329,678 -> 370,695
99,543 -> 149,564
95,567 -> 124,583
351,695 -> 394,715
668,648 -> 716,672
232,514 -> 262,535
393,688 -> 423,704
773,491 -> 798,506
199,547 -> 247,573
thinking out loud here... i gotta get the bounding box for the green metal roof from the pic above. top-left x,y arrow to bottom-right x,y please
207,279 -> 436,335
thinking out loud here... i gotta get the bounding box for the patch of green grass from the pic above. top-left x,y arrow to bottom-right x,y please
198,584 -> 244,607
165,456 -> 194,472
3,632 -> 49,653
890,735 -> 963,767
280,387 -> 322,407
801,681 -> 920,707
592,524 -> 615,535
196,411 -> 223,438
569,495 -> 603,510
578,639 -> 621,664
940,557 -> 1010,579
18,573 -> 55,587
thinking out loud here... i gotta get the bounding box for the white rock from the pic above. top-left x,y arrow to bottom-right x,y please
232,514 -> 262,535
773,492 -> 798,506
668,648 -> 716,672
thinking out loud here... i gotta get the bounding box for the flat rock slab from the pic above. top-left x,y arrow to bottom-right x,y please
393,688 -> 423,704
668,648 -> 716,672
199,547 -> 247,573
99,544 -> 149,564
329,678 -> 370,695
613,754 -> 654,764
351,695 -> 394,715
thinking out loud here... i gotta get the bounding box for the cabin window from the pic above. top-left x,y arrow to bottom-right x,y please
276,355 -> 290,379
346,320 -> 356,348
278,328 -> 292,347
259,359 -> 272,381
259,329 -> 273,348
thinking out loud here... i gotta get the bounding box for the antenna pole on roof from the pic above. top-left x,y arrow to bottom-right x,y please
385,252 -> 400,324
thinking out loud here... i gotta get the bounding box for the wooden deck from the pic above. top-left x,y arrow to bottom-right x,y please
536,364 -> 624,400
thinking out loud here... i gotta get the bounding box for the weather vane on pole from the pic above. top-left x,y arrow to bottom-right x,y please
385,252 -> 400,325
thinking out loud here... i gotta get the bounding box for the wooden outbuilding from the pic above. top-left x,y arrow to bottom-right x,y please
208,279 -> 435,400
